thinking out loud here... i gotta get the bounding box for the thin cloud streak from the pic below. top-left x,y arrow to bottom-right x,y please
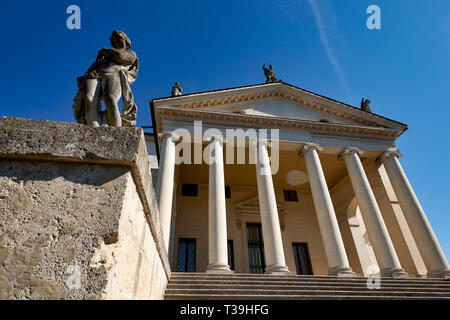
306,0 -> 352,100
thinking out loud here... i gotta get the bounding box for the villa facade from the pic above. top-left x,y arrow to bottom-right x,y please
147,81 -> 450,279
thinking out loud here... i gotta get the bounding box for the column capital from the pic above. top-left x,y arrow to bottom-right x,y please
298,143 -> 323,158
204,135 -> 224,145
249,139 -> 273,149
159,131 -> 180,142
338,147 -> 364,161
376,148 -> 403,165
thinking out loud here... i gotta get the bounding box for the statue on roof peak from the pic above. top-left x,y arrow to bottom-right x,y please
360,98 -> 372,113
262,64 -> 280,84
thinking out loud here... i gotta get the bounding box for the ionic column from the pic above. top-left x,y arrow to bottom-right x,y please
206,136 -> 232,273
155,131 -> 178,253
299,144 -> 355,277
378,149 -> 450,278
339,147 -> 408,277
254,140 -> 292,275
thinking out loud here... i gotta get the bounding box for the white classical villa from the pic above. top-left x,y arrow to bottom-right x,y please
145,80 -> 450,283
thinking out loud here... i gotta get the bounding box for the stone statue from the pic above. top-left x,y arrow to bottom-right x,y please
361,98 -> 372,113
262,64 -> 279,84
171,81 -> 183,97
73,30 -> 139,127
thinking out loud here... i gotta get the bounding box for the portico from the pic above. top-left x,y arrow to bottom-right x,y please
150,82 -> 450,278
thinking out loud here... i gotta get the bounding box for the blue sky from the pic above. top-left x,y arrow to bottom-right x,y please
1,1 -> 449,258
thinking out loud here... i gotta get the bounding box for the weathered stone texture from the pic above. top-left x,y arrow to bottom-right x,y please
0,161 -> 128,299
0,118 -> 169,300
0,117 -> 143,163
99,173 -> 168,299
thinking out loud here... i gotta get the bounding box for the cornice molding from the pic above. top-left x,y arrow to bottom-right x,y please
155,106 -> 403,140
153,83 -> 407,131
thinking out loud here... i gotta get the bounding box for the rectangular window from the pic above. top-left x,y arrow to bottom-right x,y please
292,243 -> 313,275
283,190 -> 298,202
227,240 -> 235,270
177,238 -> 196,272
182,184 -> 198,197
225,186 -> 231,199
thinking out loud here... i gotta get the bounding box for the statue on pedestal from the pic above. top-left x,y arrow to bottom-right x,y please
73,30 -> 139,127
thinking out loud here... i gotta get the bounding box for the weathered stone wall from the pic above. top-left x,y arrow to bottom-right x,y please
0,118 -> 170,300
97,172 -> 168,299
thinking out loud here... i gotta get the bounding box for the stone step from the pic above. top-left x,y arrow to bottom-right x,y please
172,272 -> 431,278
171,272 -> 444,280
168,279 -> 450,288
164,293 -> 450,300
170,275 -> 450,286
173,272 -> 444,277
165,273 -> 450,300
167,283 -> 450,292
164,288 -> 450,297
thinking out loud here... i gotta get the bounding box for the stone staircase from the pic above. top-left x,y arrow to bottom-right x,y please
164,273 -> 450,300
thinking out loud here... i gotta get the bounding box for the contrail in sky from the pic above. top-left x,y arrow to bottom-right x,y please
306,0 -> 352,100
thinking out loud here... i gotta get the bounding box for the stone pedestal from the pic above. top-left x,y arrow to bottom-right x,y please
0,118 -> 170,300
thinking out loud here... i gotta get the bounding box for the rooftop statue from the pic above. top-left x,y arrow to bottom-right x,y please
171,81 -> 183,97
73,30 -> 139,127
360,98 -> 372,113
262,64 -> 279,84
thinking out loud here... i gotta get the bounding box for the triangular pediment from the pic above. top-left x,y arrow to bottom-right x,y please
218,98 -> 357,126
153,82 -> 407,131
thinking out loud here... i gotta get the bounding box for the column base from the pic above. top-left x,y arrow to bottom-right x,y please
328,266 -> 361,278
206,263 -> 233,274
427,268 -> 450,279
380,267 -> 409,278
265,264 -> 294,276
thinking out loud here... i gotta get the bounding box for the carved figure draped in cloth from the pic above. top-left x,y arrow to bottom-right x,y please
73,30 -> 139,127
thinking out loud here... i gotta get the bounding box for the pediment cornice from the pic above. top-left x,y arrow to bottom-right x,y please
155,106 -> 403,140
152,82 -> 408,132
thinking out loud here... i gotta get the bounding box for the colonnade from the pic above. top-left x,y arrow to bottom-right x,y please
155,132 -> 450,278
